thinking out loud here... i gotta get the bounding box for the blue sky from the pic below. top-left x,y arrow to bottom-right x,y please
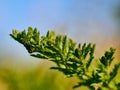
0,0 -> 117,32
0,0 -> 119,65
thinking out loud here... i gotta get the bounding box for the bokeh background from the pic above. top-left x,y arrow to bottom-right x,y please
0,0 -> 120,90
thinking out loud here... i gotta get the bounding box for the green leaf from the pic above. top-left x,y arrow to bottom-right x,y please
55,35 -> 62,49
27,26 -> 33,38
62,35 -> 68,55
31,53 -> 48,59
109,63 -> 120,83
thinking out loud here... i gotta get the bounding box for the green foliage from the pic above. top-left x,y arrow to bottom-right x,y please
10,27 -> 120,90
0,68 -> 69,90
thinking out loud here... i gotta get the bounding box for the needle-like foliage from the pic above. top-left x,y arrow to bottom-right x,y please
10,27 -> 120,90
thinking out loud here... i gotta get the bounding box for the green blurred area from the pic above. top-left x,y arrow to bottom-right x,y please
0,53 -> 120,90
0,60 -> 68,90
0,59 -> 89,90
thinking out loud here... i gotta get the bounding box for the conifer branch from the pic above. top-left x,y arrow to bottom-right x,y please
10,27 -> 120,90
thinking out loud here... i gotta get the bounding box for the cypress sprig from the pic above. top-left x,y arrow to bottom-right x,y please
10,27 -> 120,90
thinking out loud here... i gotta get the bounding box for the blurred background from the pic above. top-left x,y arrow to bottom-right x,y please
0,0 -> 120,90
